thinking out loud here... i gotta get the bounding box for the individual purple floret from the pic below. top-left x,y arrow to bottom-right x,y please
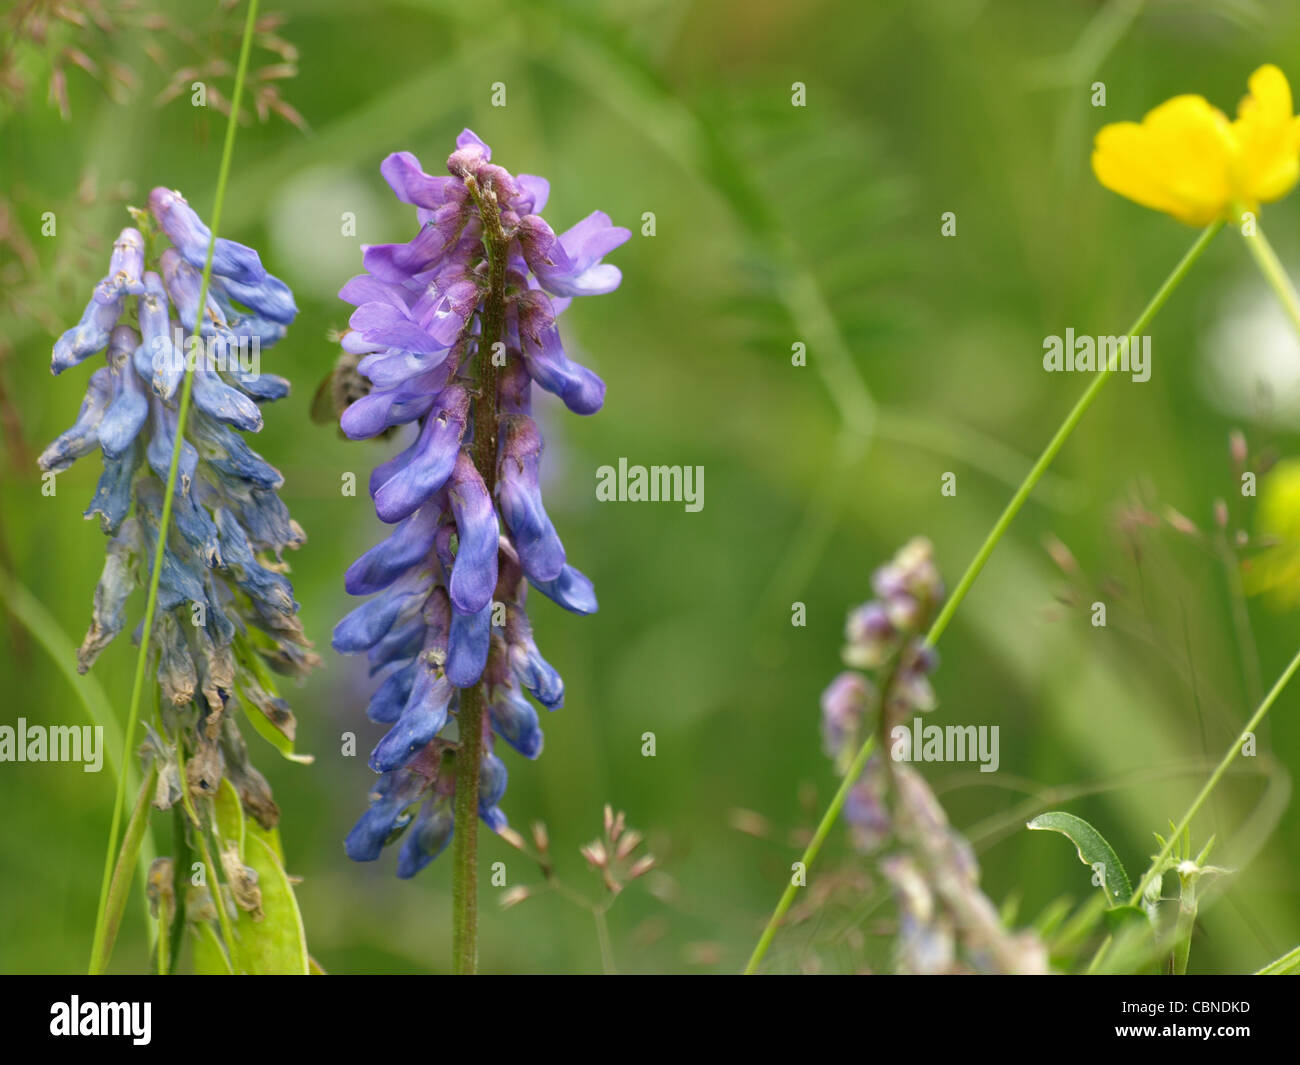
337,129 -> 627,876
39,190 -> 315,830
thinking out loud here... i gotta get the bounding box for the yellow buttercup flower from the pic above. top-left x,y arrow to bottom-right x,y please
1093,65 -> 1300,225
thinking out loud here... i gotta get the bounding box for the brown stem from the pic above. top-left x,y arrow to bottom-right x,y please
450,172 -> 510,975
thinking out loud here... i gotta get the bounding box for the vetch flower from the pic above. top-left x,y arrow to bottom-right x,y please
39,190 -> 315,830
335,130 -> 628,875
818,539 -> 1047,973
1093,64 -> 1300,224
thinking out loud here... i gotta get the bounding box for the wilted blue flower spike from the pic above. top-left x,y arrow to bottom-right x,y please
337,129 -> 628,875
39,190 -> 318,829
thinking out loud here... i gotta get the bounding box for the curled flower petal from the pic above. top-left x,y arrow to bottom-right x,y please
381,151 -> 459,210
489,683 -> 544,758
372,387 -> 469,522
370,668 -> 453,772
445,598 -> 491,688
447,453 -> 499,614
497,414 -> 565,581
345,503 -> 443,596
515,291 -> 605,414
52,282 -> 123,374
530,564 -> 598,616
396,797 -> 455,878
149,187 -> 266,284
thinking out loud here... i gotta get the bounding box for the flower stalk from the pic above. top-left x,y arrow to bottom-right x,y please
450,176 -> 511,975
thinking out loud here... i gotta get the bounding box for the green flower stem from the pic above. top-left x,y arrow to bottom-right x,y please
742,735 -> 877,974
87,762 -> 158,975
743,221 -> 1223,974
926,220 -> 1223,646
1238,211 -> 1300,339
87,0 -> 262,976
1127,642 -> 1300,908
450,173 -> 510,976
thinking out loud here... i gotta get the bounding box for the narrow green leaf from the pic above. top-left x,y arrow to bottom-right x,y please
1256,943 -> 1300,975
212,777 -> 246,860
1028,811 -> 1133,905
88,763 -> 159,974
191,922 -> 234,975
238,690 -> 313,764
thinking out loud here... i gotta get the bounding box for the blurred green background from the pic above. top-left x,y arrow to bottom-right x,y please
3,0 -> 1300,974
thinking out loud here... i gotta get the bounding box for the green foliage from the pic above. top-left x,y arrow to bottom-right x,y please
1027,812 -> 1133,905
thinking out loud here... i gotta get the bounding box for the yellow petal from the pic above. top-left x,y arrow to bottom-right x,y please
1092,95 -> 1235,224
1231,64 -> 1300,204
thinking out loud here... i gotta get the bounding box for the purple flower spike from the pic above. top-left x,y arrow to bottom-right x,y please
337,129 -> 623,875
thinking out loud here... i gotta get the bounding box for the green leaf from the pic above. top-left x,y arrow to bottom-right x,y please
212,777 -> 246,859
248,818 -> 286,867
240,693 -> 313,763
191,922 -> 234,975
1256,944 -> 1300,975
1027,811 -> 1133,906
227,834 -> 309,975
232,662 -> 314,765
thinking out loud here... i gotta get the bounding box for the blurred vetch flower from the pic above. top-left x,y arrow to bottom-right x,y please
818,538 -> 1046,974
1092,64 -> 1300,224
1244,457 -> 1300,606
